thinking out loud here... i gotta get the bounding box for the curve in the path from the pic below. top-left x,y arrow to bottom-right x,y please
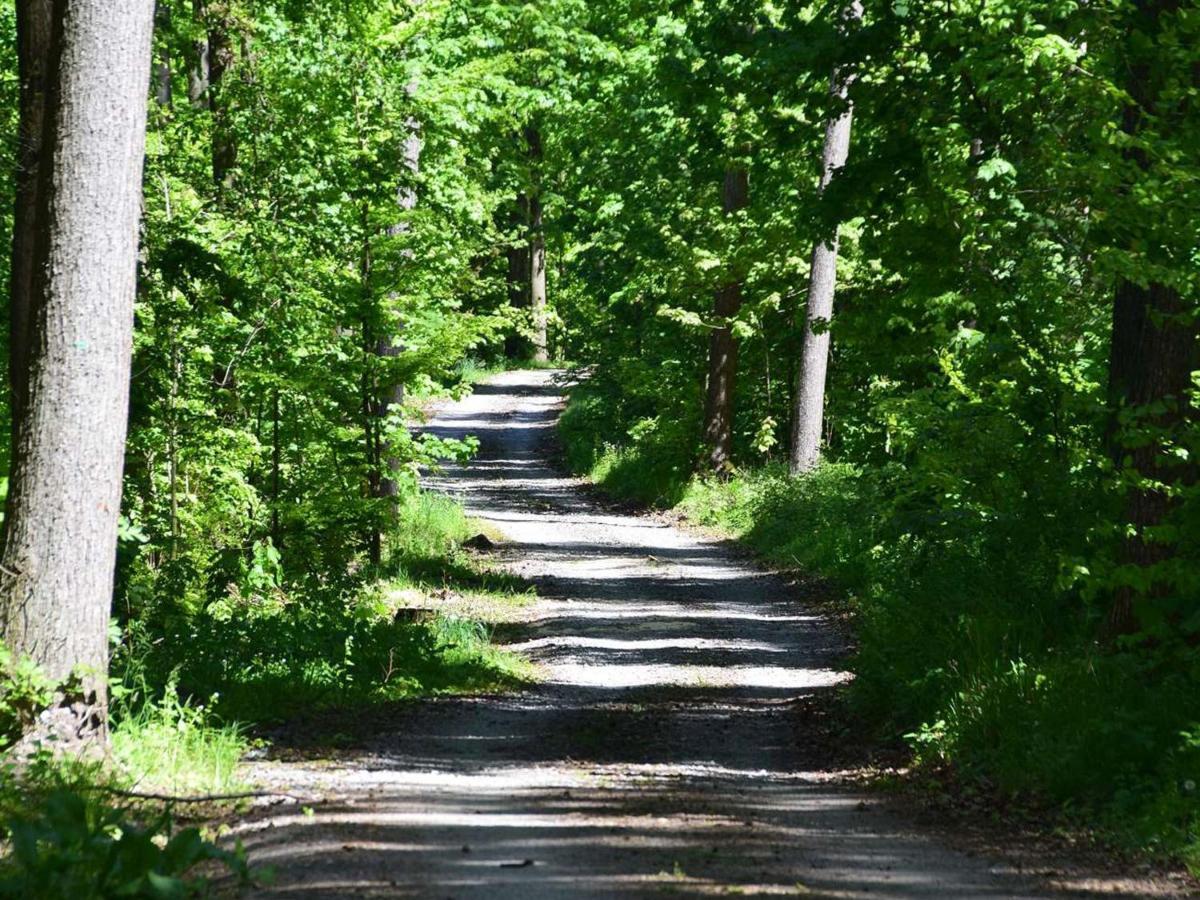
234,370 -> 1053,899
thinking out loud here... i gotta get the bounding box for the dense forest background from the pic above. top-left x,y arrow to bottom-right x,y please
0,0 -> 1197,889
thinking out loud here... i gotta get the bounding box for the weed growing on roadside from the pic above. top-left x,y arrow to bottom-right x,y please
109,681 -> 247,797
0,662 -> 252,898
115,491 -> 535,726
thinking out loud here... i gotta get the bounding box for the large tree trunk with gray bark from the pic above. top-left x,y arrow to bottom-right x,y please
1,0 -> 155,735
525,126 -> 549,363
789,2 -> 863,475
9,0 -> 54,427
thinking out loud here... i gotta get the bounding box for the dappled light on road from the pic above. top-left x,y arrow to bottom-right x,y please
235,371 -> 1075,898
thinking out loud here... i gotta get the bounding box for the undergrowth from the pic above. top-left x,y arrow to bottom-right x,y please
117,490 -> 535,725
453,355 -> 562,385
0,671 -> 252,898
1,489 -> 534,895
559,389 -> 1200,872
108,683 -> 248,798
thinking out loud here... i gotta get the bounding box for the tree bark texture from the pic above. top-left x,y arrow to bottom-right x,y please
1105,0 -> 1198,636
530,195 -> 549,363
702,166 -> 750,473
9,0 -> 54,425
504,194 -> 530,359
789,2 -> 863,476
153,2 -> 173,107
525,126 -> 549,363
374,98 -> 423,502
190,0 -> 236,186
1,0 -> 156,714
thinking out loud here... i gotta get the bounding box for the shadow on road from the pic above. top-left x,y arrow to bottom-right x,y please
234,371 -> 1122,899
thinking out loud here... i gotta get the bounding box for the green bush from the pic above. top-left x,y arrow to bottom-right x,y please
559,384 -> 699,507
113,491 -> 533,725
560,389 -> 1200,867
0,660 -> 251,899
109,683 -> 247,798
0,646 -> 57,749
0,788 -> 248,900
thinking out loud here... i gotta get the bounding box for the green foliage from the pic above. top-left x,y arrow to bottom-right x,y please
77,3 -> 543,767
543,0 -> 1199,870
0,0 -> 1197,880
0,659 -> 252,898
0,788 -> 249,900
387,491 -> 474,570
558,371 -> 700,507
560,402 -> 1200,863
120,0 -> 530,630
0,490 -> 526,892
113,491 -> 534,725
108,684 -> 247,799
0,646 -> 58,749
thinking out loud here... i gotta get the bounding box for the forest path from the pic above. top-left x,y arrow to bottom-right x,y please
233,370 -> 1054,899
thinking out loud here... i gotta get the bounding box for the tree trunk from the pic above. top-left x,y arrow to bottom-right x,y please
525,126 -> 549,363
373,98 -> 422,502
530,195 -> 549,363
1,0 -> 155,733
1105,0 -> 1198,637
702,166 -> 750,473
358,197 -> 382,566
187,27 -> 209,104
504,194 -> 530,359
153,2 -> 173,107
271,389 -> 281,546
789,2 -> 863,476
9,0 -> 54,426
190,0 -> 236,187
373,336 -> 405,501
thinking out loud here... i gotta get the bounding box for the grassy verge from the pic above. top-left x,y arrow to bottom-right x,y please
0,764 -> 252,898
0,682 -> 254,896
559,392 -> 1200,873
2,489 -> 535,894
108,684 -> 248,797
454,355 -> 563,384
118,490 -> 535,728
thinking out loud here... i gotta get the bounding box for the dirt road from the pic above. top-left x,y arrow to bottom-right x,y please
233,370 -> 1068,898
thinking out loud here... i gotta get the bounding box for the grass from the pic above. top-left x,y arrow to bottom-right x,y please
557,392 -> 697,508
109,683 -> 248,797
118,489 -> 536,727
557,391 -> 1200,873
0,753 -> 252,898
0,683 -> 254,897
1,487 -> 535,895
455,355 -> 565,384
